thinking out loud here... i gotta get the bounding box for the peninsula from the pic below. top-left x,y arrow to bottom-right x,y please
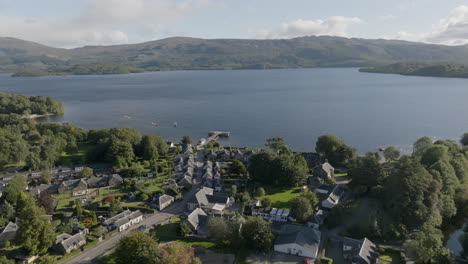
359,62 -> 468,78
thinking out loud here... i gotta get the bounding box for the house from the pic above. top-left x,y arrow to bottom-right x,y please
187,187 -> 230,214
58,179 -> 88,196
343,237 -> 379,264
55,232 -> 87,254
308,209 -> 328,229
178,175 -> 192,188
87,174 -> 123,189
274,225 -> 321,259
217,150 -> 231,160
185,208 -> 208,233
321,185 -> 345,209
314,161 -> 334,179
0,222 -> 17,246
74,166 -> 85,172
103,210 -> 143,232
315,184 -> 333,194
206,150 -> 218,160
154,194 -> 174,210
30,171 -> 42,178
252,207 -> 271,219
214,179 -> 222,192
29,184 -> 58,196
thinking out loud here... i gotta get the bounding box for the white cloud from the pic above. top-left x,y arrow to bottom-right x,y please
392,5 -> 468,45
0,0 -> 216,48
256,16 -> 363,39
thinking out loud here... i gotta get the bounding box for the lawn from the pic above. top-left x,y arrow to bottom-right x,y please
58,143 -> 95,166
379,247 -> 403,264
263,187 -> 301,209
152,216 -> 181,236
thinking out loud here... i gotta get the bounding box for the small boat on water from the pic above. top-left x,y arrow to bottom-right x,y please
122,115 -> 132,119
150,122 -> 158,126
173,122 -> 178,127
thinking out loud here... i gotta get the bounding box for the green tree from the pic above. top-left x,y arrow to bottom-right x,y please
3,174 -> 27,206
109,199 -> 122,216
403,225 -> 444,263
109,141 -> 135,168
265,137 -> 287,152
189,258 -> 202,264
40,169 -> 52,184
80,167 -> 94,178
300,191 -> 319,208
420,145 -> 448,167
207,218 -> 229,244
256,187 -> 265,198
248,150 -> 278,184
316,134 -> 356,166
141,134 -> 160,161
261,196 -> 272,207
0,256 -> 14,264
181,136 -> 192,145
114,231 -> 160,264
0,201 -> 15,221
36,255 -> 57,264
127,163 -> 145,178
229,160 -> 248,177
383,146 -> 400,161
16,194 -> 55,255
290,196 -> 313,222
241,217 -> 274,252
179,222 -> 191,237
413,136 -> 433,155
384,157 -> 438,230
348,152 -> 386,191
461,132 -> 468,146
75,200 -> 83,218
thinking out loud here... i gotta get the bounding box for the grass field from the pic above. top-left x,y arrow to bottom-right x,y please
58,143 -> 95,166
263,187 -> 302,209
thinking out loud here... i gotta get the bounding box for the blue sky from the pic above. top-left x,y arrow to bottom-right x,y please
1,0 -> 468,48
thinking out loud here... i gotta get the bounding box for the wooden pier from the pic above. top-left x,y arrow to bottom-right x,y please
198,131 -> 230,148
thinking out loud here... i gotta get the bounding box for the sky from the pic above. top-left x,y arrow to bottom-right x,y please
1,0 -> 468,48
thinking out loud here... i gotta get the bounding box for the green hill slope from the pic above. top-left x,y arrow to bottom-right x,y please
4,36 -> 468,76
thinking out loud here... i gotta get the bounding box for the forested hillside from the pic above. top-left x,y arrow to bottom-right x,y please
4,36 -> 468,76
360,62 -> 468,78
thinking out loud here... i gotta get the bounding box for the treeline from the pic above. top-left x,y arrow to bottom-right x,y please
343,135 -> 468,263
13,63 -> 144,77
248,137 -> 309,187
360,62 -> 468,79
0,92 -> 64,115
0,93 -> 170,171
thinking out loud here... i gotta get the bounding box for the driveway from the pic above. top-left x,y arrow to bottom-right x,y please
326,239 -> 345,264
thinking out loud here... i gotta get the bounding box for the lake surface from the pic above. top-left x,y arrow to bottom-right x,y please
1,68 -> 468,152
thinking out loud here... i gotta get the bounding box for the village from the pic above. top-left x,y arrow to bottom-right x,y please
0,132 -> 407,264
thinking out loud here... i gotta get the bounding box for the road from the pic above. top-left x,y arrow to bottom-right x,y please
61,212 -> 174,264
62,185 -> 202,264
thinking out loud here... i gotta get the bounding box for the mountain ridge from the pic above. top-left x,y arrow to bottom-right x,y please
3,35 -> 468,75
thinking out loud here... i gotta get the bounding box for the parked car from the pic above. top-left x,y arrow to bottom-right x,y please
138,225 -> 147,231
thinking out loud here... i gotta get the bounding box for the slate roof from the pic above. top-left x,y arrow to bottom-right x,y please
103,209 -> 132,226
114,210 -> 143,228
157,194 -> 174,206
275,224 -> 321,254
56,232 -> 86,252
186,208 -> 208,230
343,237 -> 379,264
0,222 -> 17,242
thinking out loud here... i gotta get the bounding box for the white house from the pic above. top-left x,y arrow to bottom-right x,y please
103,210 -> 143,232
274,224 -> 321,259
321,185 -> 345,209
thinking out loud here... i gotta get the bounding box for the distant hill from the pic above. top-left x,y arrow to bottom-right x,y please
4,36 -> 468,76
359,62 -> 468,78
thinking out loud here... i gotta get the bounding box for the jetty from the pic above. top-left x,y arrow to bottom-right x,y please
197,131 -> 230,148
